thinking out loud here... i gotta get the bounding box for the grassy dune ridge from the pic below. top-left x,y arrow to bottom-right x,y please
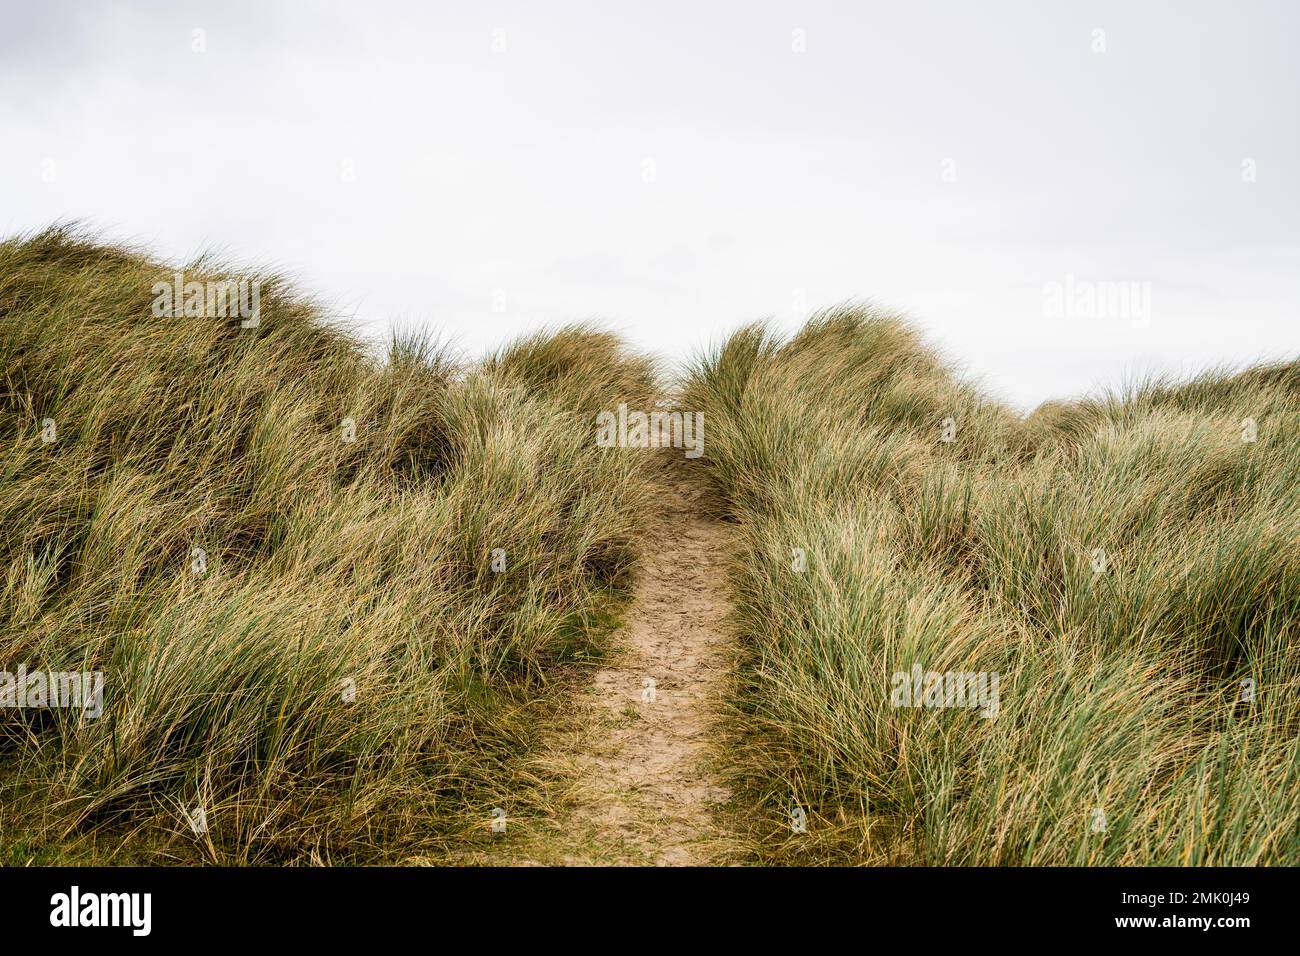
685,307 -> 1299,865
2,227 -> 1294,867
0,227 -> 658,862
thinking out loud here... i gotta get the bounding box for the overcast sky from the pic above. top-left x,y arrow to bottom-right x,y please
3,0 -> 1296,408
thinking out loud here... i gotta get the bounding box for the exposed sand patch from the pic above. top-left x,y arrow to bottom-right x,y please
502,463 -> 735,866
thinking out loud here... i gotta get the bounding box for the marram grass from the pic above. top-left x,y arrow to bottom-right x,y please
3,227 -> 1295,866
0,226 -> 657,863
685,306 -> 1299,865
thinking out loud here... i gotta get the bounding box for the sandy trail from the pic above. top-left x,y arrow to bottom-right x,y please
526,464 -> 735,865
